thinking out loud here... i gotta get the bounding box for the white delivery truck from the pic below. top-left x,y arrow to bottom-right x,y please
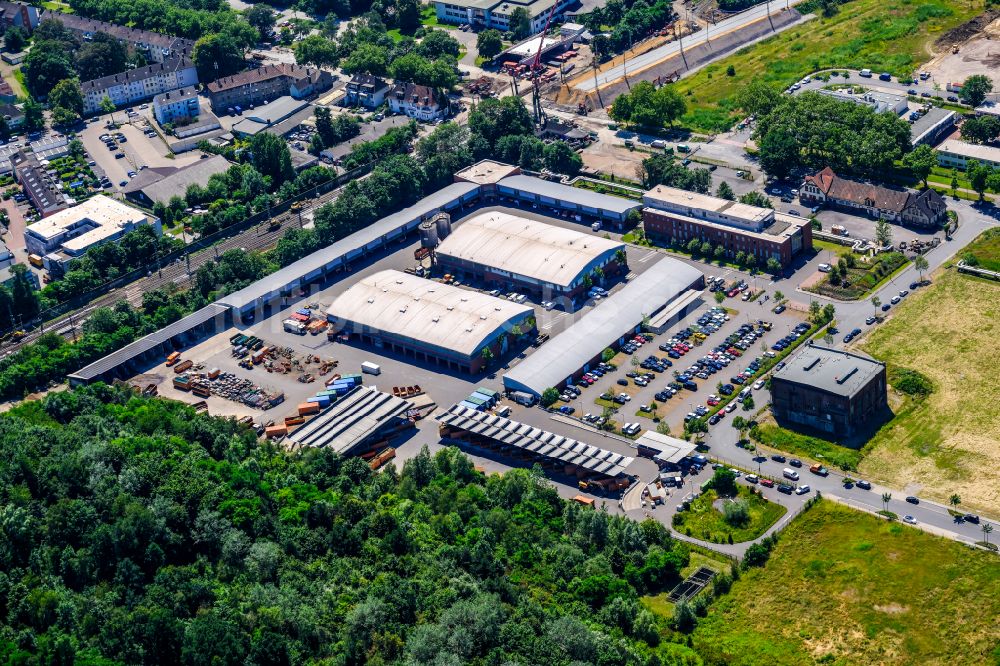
361,361 -> 381,375
283,319 -> 306,334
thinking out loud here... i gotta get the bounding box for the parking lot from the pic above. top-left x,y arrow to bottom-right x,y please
78,113 -> 203,193
547,287 -> 810,435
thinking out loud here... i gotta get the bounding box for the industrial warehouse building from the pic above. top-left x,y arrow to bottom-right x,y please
503,257 -> 704,396
642,185 -> 812,269
437,404 -> 635,490
495,174 -> 640,226
770,343 -> 887,439
287,386 -> 415,454
435,212 -> 626,298
326,270 -> 535,374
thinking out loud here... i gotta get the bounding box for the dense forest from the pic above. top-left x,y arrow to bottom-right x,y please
0,385 -> 705,665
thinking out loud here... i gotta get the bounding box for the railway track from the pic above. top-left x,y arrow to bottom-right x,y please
1,184 -> 345,357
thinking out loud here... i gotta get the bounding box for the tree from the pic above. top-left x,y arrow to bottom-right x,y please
417,30 -> 461,60
4,26 -> 27,52
874,218 -> 892,247
982,522 -> 994,546
733,79 -> 783,118
717,181 -> 735,200
731,415 -> 749,441
714,290 -> 725,304
192,32 -> 245,82
51,106 -> 79,127
50,78 -> 84,116
249,132 -> 294,186
710,468 -> 738,496
967,160 -> 993,201
540,387 -> 559,407
477,29 -> 503,59
808,299 -> 821,323
244,4 -> 276,38
395,0 -> 422,33
881,492 -> 891,512
739,190 -> 772,208
610,81 -> 686,128
480,347 -> 495,366
22,98 -> 43,132
871,296 -> 881,315
766,257 -> 782,274
949,494 -> 961,508
22,40 -> 74,98
76,32 -> 130,81
959,115 -> 1000,144
822,302 -> 835,323
959,74 -> 993,108
914,254 -> 929,282
294,34 -> 339,67
509,7 -> 532,40
774,290 -> 784,302
902,144 -> 937,189
742,395 -> 754,411
672,600 -> 697,633
468,95 -> 533,149
543,141 -> 583,176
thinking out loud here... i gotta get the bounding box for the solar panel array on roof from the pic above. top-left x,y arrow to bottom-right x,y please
437,404 -> 634,477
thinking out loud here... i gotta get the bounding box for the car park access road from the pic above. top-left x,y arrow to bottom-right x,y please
690,423 -> 994,549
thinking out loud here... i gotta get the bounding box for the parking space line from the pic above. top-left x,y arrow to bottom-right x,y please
637,251 -> 658,263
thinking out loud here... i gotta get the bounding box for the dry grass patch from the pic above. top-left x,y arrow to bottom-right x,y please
860,269 -> 1000,512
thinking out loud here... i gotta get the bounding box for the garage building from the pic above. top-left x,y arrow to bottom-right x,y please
287,386 -> 415,455
437,404 -> 635,490
435,211 -> 626,298
502,257 -> 703,396
495,174 -> 640,226
326,269 -> 535,374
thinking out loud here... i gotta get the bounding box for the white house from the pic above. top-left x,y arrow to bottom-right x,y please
388,82 -> 446,121
153,86 -> 200,125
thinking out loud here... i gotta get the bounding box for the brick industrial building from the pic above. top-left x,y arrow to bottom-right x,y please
770,343 -> 887,439
641,185 -> 812,269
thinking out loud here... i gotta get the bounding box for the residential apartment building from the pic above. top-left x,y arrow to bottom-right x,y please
36,10 -> 193,61
800,167 -> 947,228
205,64 -> 333,112
344,74 -> 390,108
0,1 -> 39,33
434,0 -> 574,34
153,86 -> 200,125
388,82 -> 446,121
641,185 -> 812,269
11,151 -> 69,218
82,57 -> 198,115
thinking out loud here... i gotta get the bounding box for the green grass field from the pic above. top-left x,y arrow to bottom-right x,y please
691,501 -> 1000,665
960,227 -> 1000,272
674,0 -> 981,132
860,267 -> 1000,512
672,486 -> 787,543
751,421 -> 863,470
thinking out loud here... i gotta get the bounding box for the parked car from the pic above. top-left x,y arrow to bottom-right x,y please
795,485 -> 811,495
903,515 -> 917,525
856,480 -> 872,490
905,496 -> 919,504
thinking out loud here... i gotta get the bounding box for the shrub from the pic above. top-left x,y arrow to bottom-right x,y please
723,499 -> 750,527
889,367 -> 934,397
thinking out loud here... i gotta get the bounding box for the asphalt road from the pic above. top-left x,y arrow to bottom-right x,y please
574,0 -> 809,92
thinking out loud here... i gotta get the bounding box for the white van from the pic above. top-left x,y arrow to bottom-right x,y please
651,139 -> 666,149
818,263 -> 832,273
738,387 -> 752,402
859,68 -> 873,78
591,221 -> 602,232
783,467 -> 800,481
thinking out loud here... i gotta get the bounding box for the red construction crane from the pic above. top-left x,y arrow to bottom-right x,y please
531,3 -> 558,123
